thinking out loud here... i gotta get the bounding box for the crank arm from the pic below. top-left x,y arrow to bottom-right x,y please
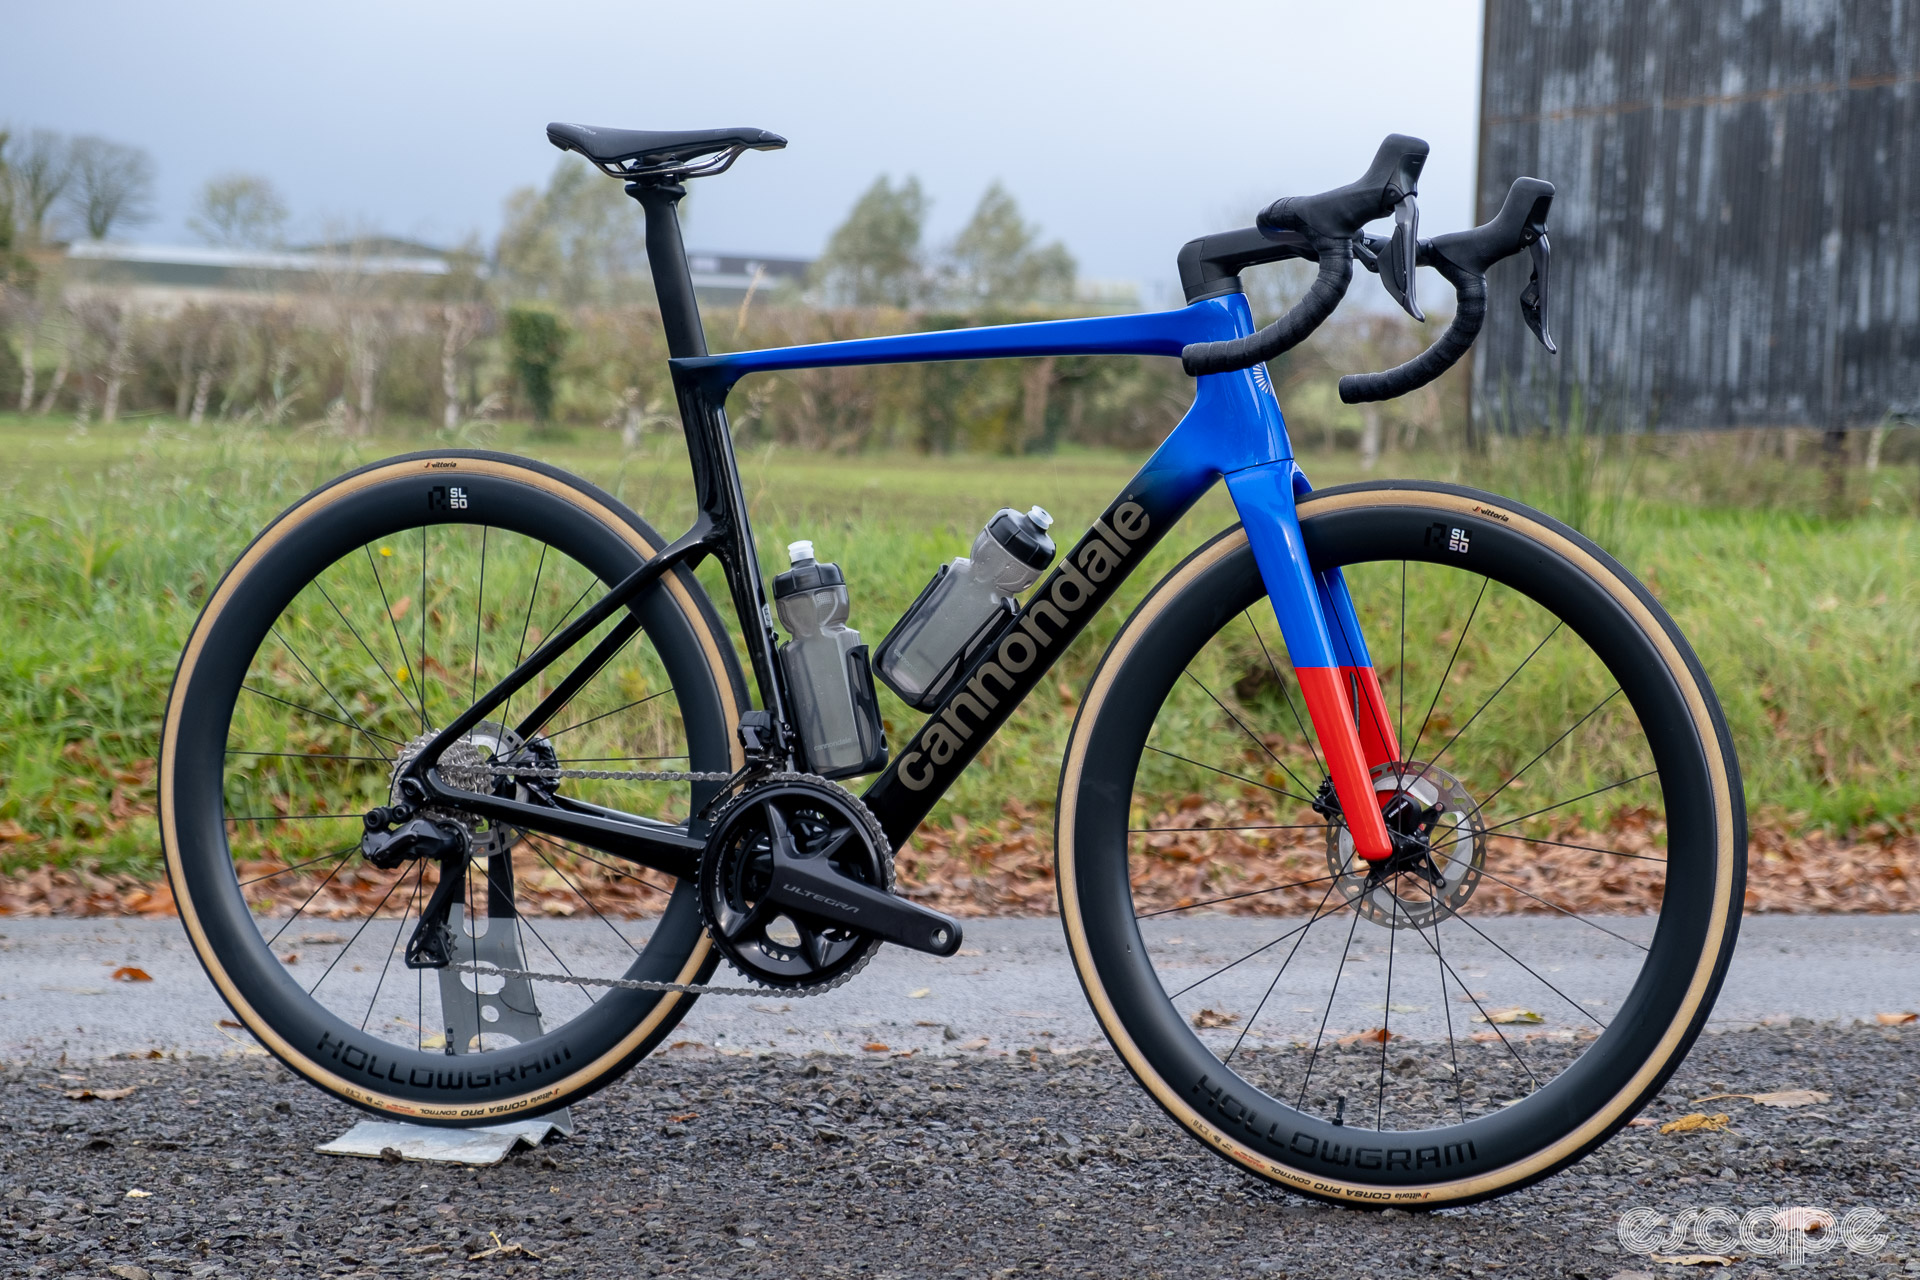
763,862 -> 962,956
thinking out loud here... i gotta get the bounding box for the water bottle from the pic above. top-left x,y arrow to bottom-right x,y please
773,540 -> 887,779
874,506 -> 1056,710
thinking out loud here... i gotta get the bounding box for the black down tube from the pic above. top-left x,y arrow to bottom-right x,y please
861,466 -> 1206,849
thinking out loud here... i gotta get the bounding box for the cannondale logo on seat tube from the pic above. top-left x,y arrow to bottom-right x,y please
897,502 -> 1151,791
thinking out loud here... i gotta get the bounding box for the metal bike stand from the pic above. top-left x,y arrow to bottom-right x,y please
319,900 -> 574,1166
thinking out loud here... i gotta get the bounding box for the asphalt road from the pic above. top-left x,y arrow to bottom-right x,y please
4,915 -> 1919,1062
2,1024 -> 1916,1279
3,915 -> 1918,1279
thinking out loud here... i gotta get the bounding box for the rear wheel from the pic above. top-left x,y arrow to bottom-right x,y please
160,451 -> 746,1123
1058,482 -> 1744,1207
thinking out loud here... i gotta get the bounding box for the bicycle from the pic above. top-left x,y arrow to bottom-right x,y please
158,124 -> 1745,1208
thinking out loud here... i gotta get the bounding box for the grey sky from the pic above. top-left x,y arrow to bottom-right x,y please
1,0 -> 1483,302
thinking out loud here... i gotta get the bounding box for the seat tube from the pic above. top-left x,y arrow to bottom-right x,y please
1224,462 -> 1394,861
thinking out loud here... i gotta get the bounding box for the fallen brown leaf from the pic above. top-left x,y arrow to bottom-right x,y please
217,1019 -> 243,1029
1659,1112 -> 1732,1135
667,1112 -> 698,1123
65,1086 -> 137,1101
1336,1027 -> 1393,1046
956,1036 -> 990,1051
1648,1254 -> 1736,1267
279,952 -> 298,965
862,1042 -> 890,1052
1876,1011 -> 1917,1025
110,967 -> 152,983
1474,1007 -> 1544,1025
1191,1008 -> 1240,1029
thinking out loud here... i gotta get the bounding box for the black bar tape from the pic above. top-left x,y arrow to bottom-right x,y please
1182,235 -> 1352,377
1337,262 -> 1485,404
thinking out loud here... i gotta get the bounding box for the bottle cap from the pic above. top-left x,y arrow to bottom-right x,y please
987,507 -> 1057,572
787,540 -> 815,565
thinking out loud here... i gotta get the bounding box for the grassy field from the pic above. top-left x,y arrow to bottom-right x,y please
1,412 -> 1916,891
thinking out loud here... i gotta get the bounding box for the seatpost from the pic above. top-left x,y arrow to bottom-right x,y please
627,181 -> 709,358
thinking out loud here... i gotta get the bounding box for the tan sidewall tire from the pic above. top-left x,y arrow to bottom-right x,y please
159,452 -> 745,1123
1055,483 -> 1744,1207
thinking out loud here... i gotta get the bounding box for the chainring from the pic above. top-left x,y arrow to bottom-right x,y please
697,773 -> 890,990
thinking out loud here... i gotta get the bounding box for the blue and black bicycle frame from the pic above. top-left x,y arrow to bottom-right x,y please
399,139 -> 1559,931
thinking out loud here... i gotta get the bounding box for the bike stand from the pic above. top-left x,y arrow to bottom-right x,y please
318,901 -> 574,1166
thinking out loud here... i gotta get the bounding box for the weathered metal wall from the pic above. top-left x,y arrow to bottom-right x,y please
1475,0 -> 1920,432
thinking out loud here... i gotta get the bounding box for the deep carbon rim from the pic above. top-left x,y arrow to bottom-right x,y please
1059,483 -> 1743,1206
160,452 -> 745,1122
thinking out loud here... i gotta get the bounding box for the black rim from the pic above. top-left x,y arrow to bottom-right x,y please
1073,500 -> 1728,1185
167,459 -> 736,1108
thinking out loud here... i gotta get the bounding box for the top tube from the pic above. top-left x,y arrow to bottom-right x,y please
671,296 -> 1255,391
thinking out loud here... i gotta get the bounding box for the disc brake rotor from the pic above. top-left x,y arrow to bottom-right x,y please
1326,760 -> 1487,928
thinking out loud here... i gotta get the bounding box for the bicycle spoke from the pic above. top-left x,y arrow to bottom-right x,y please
1403,576 -> 1488,768
1224,878 -> 1342,1066
1395,891 -> 1539,1092
225,750 -> 389,763
1482,830 -> 1667,865
1135,871 -> 1342,919
364,544 -> 429,730
237,845 -> 355,886
502,543 -> 548,732
1182,668 -> 1315,800
522,832 -> 643,955
1131,823 -> 1326,834
1376,882 -> 1400,1129
241,684 -> 407,747
362,863 -> 425,1031
1397,561 -> 1406,749
309,869 -> 411,997
1295,903 -> 1364,1111
1166,894 -> 1352,1000
1449,688 -> 1625,831
1440,906 -> 1611,1030
520,835 -> 675,900
1414,619 -> 1562,783
1459,861 -> 1651,951
263,846 -> 358,945
1142,745 -> 1313,807
268,628 -> 396,763
469,526 -> 488,714
545,687 -> 673,742
1431,769 -> 1658,854
1246,611 -> 1322,776
313,576 -> 423,732
471,853 -> 597,1005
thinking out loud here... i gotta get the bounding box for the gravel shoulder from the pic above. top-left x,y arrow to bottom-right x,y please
3,1023 -> 1916,1280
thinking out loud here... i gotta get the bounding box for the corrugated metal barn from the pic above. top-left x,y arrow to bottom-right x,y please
1473,0 -> 1920,433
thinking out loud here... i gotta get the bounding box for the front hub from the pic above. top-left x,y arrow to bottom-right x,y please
1325,760 -> 1487,929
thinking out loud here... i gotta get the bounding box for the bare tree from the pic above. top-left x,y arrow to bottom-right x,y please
66,135 -> 156,240
9,129 -> 74,244
188,173 -> 289,248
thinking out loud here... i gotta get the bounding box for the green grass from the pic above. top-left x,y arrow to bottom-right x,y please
1,413 -> 1915,878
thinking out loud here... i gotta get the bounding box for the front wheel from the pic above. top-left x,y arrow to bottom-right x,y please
1058,481 -> 1744,1207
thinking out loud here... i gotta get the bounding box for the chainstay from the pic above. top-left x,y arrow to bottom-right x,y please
453,960 -> 850,999
486,765 -> 733,784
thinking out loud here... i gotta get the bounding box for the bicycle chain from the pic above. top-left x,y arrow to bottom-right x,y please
452,960 -> 859,999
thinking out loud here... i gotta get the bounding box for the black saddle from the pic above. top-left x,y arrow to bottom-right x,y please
546,123 -> 786,177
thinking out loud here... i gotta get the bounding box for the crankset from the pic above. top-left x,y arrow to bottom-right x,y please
698,774 -> 961,990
